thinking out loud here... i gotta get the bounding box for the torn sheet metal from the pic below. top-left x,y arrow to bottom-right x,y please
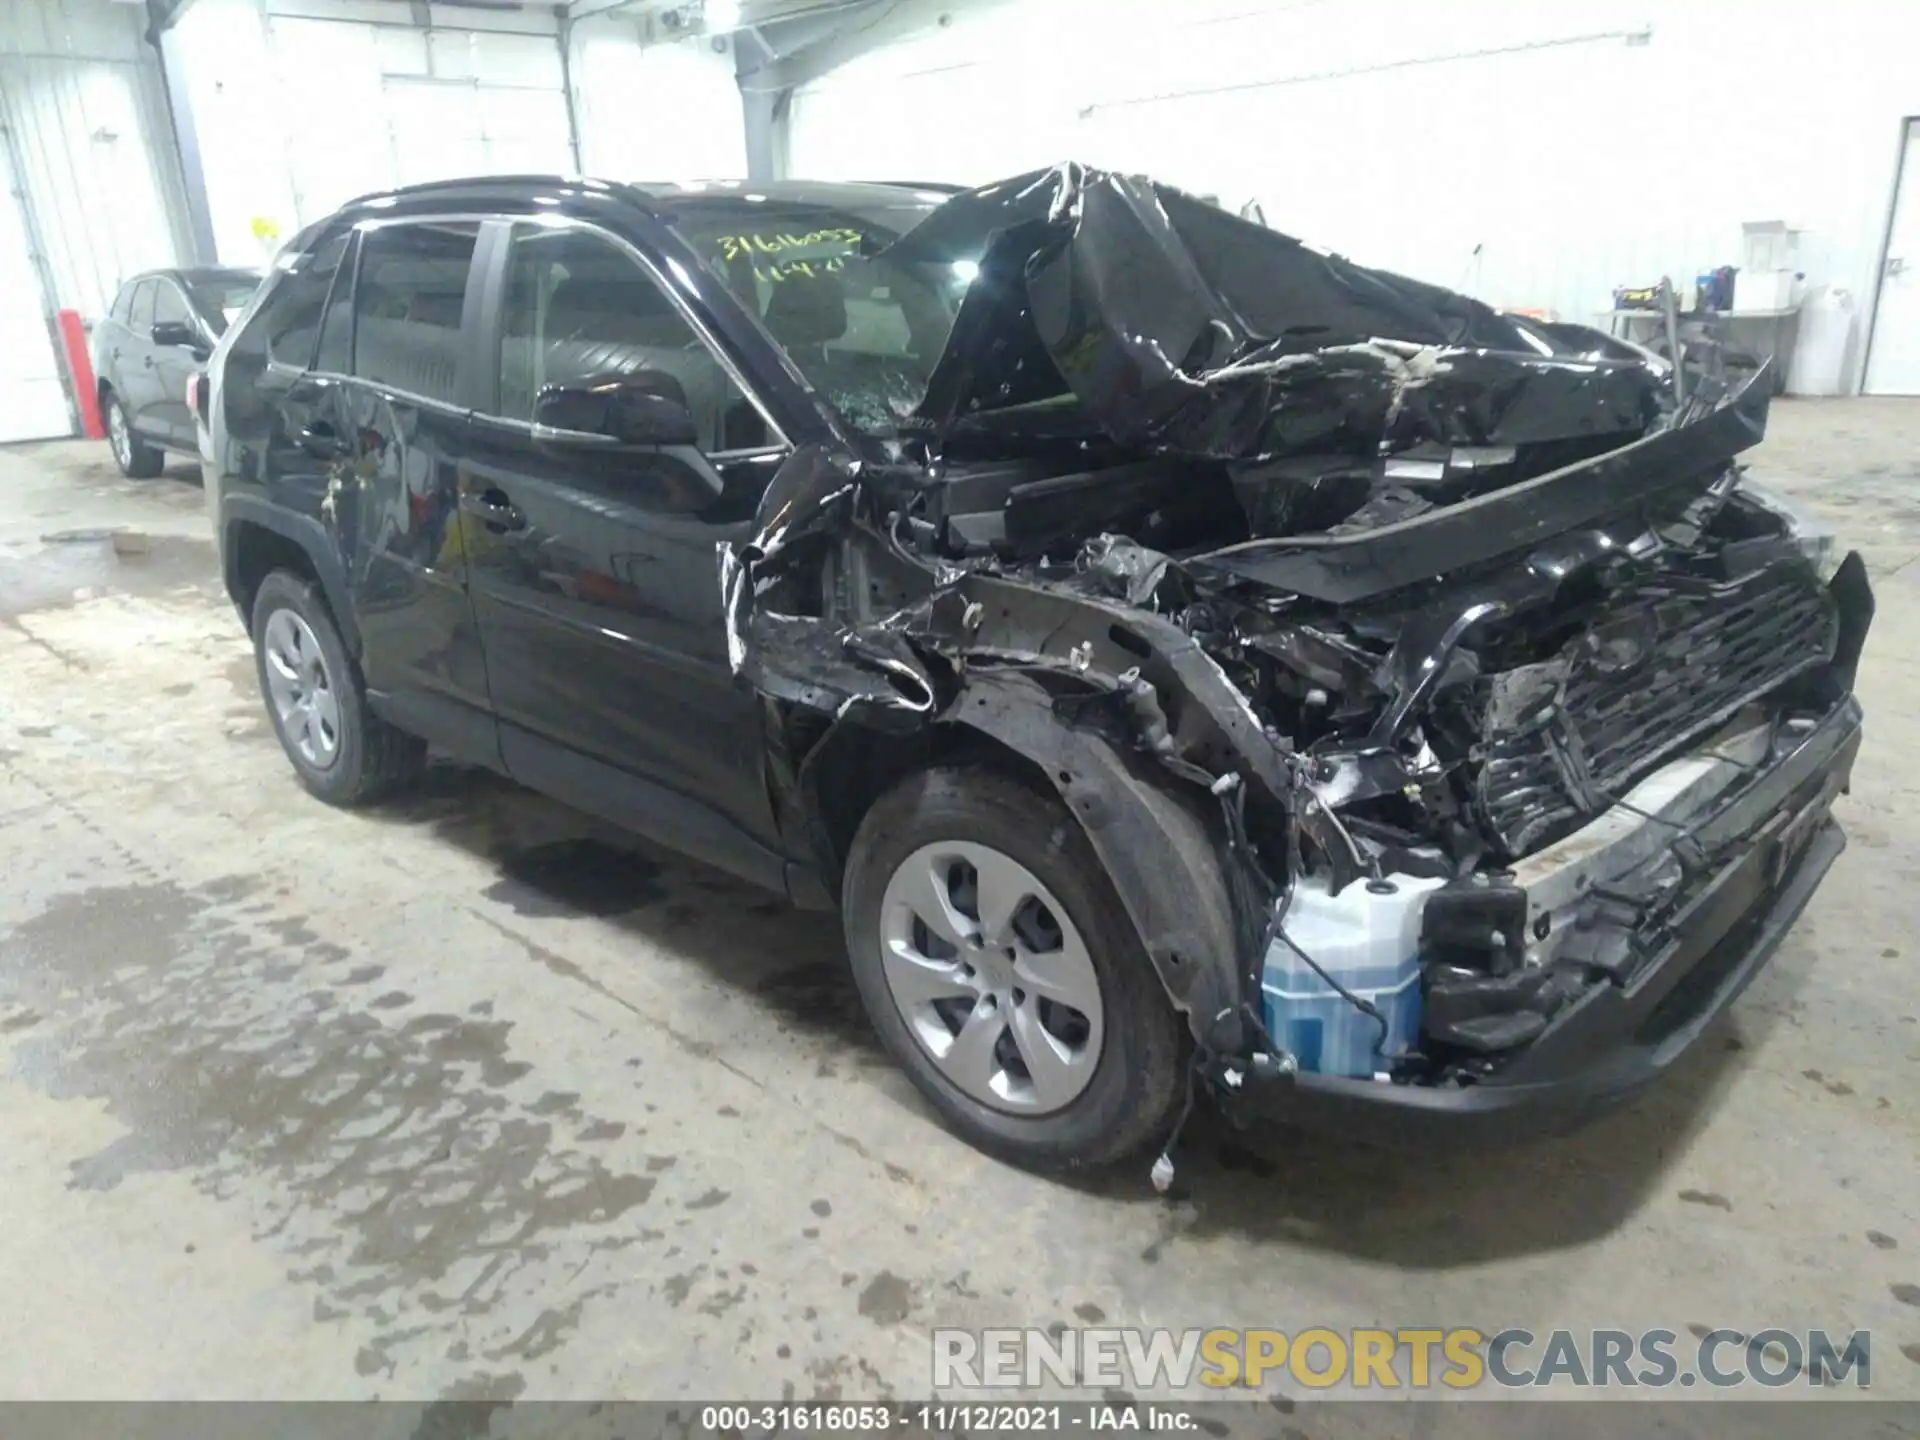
889,163 -> 1660,463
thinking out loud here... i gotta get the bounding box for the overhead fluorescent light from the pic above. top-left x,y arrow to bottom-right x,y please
706,0 -> 742,31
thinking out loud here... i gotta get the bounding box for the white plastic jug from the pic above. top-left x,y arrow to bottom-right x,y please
1788,286 -> 1856,396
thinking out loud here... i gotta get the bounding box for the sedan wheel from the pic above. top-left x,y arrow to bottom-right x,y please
261,607 -> 340,768
878,839 -> 1105,1115
107,400 -> 132,469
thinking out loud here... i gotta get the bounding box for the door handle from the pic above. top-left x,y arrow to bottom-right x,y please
143,356 -> 155,369
296,422 -> 346,459
460,491 -> 527,533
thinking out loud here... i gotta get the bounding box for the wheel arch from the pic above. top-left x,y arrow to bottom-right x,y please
800,671 -> 1250,1058
221,494 -> 361,655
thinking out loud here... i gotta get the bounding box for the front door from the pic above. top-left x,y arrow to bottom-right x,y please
148,278 -> 203,447
119,279 -> 164,435
1868,119 -> 1920,394
459,218 -> 790,865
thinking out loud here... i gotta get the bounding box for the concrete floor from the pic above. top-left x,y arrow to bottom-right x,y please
0,401 -> 1915,1406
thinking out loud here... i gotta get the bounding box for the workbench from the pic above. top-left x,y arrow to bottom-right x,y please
1597,307 -> 1801,394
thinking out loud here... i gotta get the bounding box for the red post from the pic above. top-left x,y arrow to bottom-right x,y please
55,309 -> 104,439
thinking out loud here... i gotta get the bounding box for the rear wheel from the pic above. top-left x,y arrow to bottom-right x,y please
102,391 -> 163,478
250,570 -> 425,805
842,764 -> 1186,1171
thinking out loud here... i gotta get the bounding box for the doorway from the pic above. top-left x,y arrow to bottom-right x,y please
0,134 -> 72,442
1866,117 -> 1920,395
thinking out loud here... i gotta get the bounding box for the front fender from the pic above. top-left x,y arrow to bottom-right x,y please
946,669 -> 1248,1058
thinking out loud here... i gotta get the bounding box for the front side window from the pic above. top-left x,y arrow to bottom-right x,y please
497,223 -> 767,453
151,281 -> 191,329
353,222 -> 478,406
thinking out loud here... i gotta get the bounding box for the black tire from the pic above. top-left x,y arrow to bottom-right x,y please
842,763 -> 1186,1172
102,390 -> 164,479
250,569 -> 426,805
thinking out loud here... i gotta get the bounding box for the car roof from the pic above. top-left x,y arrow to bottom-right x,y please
124,266 -> 262,287
633,178 -> 963,210
336,174 -> 957,221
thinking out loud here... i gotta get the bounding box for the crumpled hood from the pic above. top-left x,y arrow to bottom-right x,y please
886,163 -> 1660,461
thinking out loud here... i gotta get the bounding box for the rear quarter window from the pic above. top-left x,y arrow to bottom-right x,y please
230,232 -> 351,372
219,232 -> 350,432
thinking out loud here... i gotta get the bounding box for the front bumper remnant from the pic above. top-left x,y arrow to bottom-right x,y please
1226,697 -> 1862,1148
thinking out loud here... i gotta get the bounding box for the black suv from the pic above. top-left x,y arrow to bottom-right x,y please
204,168 -> 1869,1175
94,267 -> 262,476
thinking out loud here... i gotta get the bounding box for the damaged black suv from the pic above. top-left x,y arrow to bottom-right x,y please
203,165 -> 1871,1173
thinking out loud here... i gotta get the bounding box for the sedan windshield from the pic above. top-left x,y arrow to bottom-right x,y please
665,197 -> 979,437
185,271 -> 264,333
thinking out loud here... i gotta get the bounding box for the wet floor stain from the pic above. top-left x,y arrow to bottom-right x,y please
483,839 -> 666,919
0,876 -> 664,1391
1677,1189 -> 1734,1211
0,532 -> 217,620
856,1271 -> 912,1325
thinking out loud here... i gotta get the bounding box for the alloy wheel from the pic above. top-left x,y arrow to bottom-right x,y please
878,840 -> 1105,1115
261,608 -> 340,768
107,401 -> 131,469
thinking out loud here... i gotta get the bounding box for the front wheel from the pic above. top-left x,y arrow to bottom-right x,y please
842,764 -> 1186,1171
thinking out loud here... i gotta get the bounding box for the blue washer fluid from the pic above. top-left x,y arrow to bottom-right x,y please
1260,874 -> 1446,1077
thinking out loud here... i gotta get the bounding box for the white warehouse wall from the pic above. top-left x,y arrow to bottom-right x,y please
786,0 -> 1920,389
570,18 -> 746,181
170,0 -> 576,266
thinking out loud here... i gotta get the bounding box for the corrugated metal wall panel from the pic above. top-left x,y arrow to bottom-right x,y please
0,0 -> 192,323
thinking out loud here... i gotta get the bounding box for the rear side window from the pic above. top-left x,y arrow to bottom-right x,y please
128,281 -> 155,331
110,283 -> 136,324
352,222 -> 478,406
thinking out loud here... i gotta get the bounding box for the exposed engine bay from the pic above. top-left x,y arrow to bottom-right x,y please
725,164 -> 1873,1101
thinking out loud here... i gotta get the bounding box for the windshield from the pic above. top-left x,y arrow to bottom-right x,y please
666,198 -> 979,438
185,272 -> 263,334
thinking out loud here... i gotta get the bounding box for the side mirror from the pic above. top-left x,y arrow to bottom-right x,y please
533,372 -> 700,449
151,320 -> 202,352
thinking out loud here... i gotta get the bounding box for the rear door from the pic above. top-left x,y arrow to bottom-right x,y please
148,278 -> 203,446
458,217 -> 791,873
332,218 -> 496,758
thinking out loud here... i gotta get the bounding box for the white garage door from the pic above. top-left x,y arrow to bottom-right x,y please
268,18 -> 574,231
0,143 -> 71,443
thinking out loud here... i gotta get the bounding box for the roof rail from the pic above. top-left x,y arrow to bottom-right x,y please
338,174 -> 586,209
